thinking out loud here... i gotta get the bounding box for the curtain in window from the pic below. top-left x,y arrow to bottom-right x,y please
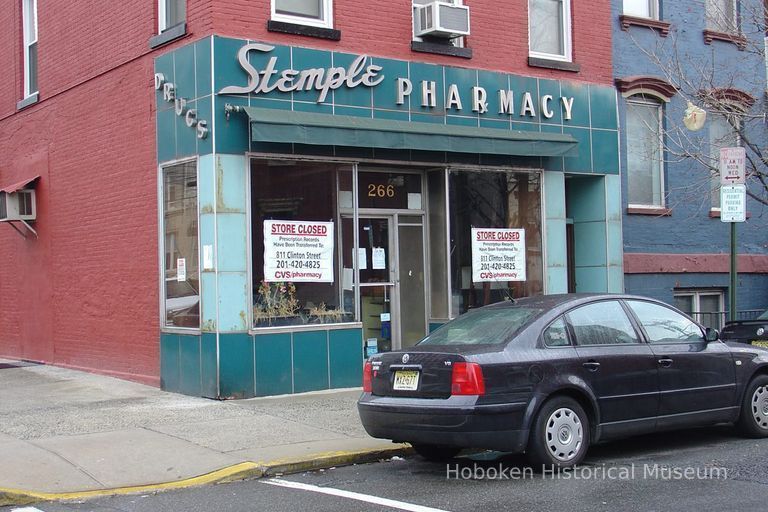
626,99 -> 663,206
623,0 -> 654,18
275,0 -> 323,19
706,0 -> 736,32
529,0 -> 565,57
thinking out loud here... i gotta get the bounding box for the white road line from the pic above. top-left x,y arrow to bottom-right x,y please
12,508 -> 45,512
263,478 -> 452,512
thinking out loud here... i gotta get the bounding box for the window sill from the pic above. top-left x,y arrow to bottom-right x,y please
619,15 -> 671,36
250,321 -> 363,335
16,92 -> 39,110
411,40 -> 472,59
528,57 -> 580,73
627,206 -> 672,216
709,209 -> 751,219
267,20 -> 341,40
149,23 -> 187,49
703,29 -> 746,50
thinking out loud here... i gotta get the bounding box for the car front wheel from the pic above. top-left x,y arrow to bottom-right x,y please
736,375 -> 768,438
526,396 -> 590,470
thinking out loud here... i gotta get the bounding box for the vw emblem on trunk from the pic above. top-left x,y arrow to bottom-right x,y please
402,354 -> 410,364
758,328 -> 765,336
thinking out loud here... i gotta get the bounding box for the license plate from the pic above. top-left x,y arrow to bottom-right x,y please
752,340 -> 768,348
393,370 -> 419,391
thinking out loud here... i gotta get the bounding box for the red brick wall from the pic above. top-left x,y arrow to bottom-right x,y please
0,1 -> 216,385
211,0 -> 613,84
0,0 -> 612,385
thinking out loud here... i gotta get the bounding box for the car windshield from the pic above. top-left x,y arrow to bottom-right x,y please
418,306 -> 542,346
758,310 -> 768,320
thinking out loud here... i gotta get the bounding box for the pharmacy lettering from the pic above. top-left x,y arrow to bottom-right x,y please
218,43 -> 577,120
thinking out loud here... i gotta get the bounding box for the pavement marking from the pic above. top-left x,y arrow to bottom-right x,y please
12,508 -> 45,512
263,478 -> 452,512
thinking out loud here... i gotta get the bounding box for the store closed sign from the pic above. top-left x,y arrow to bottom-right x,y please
471,228 -> 526,282
219,43 -> 577,120
263,220 -> 335,282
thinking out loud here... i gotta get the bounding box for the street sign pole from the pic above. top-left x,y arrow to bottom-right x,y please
730,222 -> 736,322
719,147 -> 746,323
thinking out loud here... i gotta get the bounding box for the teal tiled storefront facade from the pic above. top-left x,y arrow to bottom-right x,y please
155,36 -> 623,399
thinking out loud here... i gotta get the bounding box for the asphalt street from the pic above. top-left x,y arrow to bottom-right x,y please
5,426 -> 768,512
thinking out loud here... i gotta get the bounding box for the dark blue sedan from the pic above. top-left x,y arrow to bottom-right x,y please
358,294 -> 768,468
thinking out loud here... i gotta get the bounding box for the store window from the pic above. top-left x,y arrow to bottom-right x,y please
708,113 -> 740,209
705,0 -> 737,33
22,0 -> 38,98
272,0 -> 333,28
623,0 -> 658,19
626,96 -> 664,207
528,0 -> 572,62
159,0 -> 185,32
674,290 -> 724,330
448,170 -> 543,315
251,159 -> 353,328
161,160 -> 200,329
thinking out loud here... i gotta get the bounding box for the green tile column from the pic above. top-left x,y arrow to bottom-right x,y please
544,171 -> 568,294
605,175 -> 624,292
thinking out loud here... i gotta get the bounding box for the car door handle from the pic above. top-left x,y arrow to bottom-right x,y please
658,358 -> 673,368
582,361 -> 601,372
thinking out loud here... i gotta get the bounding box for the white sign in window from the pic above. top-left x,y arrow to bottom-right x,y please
263,220 -> 335,282
471,228 -> 526,282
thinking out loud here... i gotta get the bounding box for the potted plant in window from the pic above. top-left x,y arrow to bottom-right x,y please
253,281 -> 301,327
308,302 -> 348,324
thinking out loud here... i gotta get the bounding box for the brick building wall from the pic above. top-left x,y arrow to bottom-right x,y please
0,0 -> 614,385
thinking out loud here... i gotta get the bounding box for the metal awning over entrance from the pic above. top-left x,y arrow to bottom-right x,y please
244,107 -> 578,157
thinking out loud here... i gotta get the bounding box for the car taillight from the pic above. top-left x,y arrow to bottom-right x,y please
362,361 -> 373,392
451,362 -> 485,395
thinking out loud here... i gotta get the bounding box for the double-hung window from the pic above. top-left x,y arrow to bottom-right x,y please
706,0 -> 737,33
623,0 -> 658,19
626,96 -> 665,207
272,0 -> 333,29
22,0 -> 38,98
708,113 -> 740,210
159,0 -> 186,33
528,0 -> 572,62
674,290 -> 724,330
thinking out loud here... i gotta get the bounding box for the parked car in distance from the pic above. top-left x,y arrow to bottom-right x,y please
357,294 -> 768,468
721,309 -> 768,348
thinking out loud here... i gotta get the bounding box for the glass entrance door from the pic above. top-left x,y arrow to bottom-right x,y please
347,214 -> 427,353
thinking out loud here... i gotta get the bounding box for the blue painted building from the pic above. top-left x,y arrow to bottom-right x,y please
155,35 -> 624,399
613,0 -> 768,327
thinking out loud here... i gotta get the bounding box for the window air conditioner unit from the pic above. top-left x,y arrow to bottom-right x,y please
415,1 -> 470,39
0,189 -> 36,222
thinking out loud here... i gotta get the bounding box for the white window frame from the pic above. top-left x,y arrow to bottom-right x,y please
674,290 -> 725,329
22,0 -> 38,98
622,0 -> 659,19
706,0 -> 738,33
158,0 -> 185,33
271,0 -> 334,29
626,95 -> 666,209
528,0 -> 572,62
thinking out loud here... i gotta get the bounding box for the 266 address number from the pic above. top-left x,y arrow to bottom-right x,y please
368,184 -> 395,198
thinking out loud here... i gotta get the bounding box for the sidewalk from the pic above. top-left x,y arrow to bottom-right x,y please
0,358 -> 410,506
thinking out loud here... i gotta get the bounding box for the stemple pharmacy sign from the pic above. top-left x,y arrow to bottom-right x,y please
720,147 -> 746,223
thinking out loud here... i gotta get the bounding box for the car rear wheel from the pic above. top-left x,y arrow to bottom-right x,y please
411,444 -> 461,462
526,396 -> 590,470
736,375 -> 768,438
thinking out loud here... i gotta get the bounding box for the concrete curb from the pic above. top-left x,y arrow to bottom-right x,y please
0,445 -> 413,507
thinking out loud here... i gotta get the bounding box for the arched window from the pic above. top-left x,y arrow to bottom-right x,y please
617,77 -> 676,208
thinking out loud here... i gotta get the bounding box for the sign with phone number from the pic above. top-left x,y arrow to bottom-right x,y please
263,220 -> 334,282
471,228 -> 526,282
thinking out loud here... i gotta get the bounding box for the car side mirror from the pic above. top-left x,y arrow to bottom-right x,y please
704,327 -> 719,342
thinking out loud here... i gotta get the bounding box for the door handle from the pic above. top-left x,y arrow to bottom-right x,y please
582,361 -> 601,372
658,358 -> 673,368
